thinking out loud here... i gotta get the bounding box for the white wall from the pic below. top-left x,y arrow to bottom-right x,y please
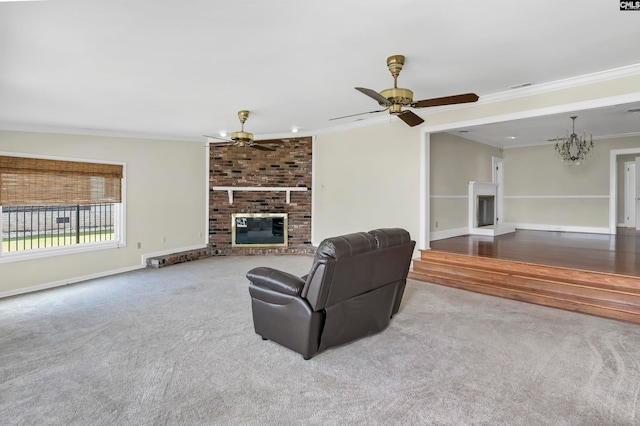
502,142 -> 609,230
0,130 -> 207,297
501,136 -> 640,231
313,121 -> 421,246
430,133 -> 501,231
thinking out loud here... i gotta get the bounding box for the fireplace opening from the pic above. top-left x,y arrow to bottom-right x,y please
232,213 -> 288,247
477,195 -> 495,227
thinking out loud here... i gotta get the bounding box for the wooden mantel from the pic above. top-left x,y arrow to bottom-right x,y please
211,186 -> 308,204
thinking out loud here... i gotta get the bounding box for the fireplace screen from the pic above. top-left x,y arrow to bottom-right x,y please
477,195 -> 495,227
231,213 -> 288,247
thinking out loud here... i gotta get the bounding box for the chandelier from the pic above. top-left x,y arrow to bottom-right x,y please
554,116 -> 594,165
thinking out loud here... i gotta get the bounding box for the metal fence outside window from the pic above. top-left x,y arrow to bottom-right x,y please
1,203 -> 116,252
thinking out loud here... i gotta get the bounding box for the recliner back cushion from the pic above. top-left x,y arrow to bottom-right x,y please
313,232 -> 376,260
369,243 -> 414,287
322,251 -> 378,306
302,232 -> 377,311
369,228 -> 412,249
368,228 -> 415,288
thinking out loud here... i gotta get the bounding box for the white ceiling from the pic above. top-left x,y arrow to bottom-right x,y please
447,100 -> 640,149
1,0 -> 640,145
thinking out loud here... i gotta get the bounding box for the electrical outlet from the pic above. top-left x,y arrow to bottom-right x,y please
161,236 -> 166,243
136,242 -> 141,249
435,221 -> 439,228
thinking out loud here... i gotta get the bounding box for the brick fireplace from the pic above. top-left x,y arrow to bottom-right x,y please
209,137 -> 313,255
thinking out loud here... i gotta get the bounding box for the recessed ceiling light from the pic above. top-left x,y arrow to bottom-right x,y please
291,128 -> 299,133
507,136 -> 517,139
219,131 -> 227,137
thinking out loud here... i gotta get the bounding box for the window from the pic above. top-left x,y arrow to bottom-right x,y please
0,154 -> 125,260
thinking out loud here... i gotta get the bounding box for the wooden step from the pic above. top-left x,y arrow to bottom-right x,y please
410,250 -> 640,325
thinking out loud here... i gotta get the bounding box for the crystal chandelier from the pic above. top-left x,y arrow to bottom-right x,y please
554,116 -> 594,165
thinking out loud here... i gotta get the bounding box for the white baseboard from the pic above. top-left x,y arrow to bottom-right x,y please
512,223 -> 611,234
0,244 -> 209,300
430,226 -> 469,241
428,224 -> 614,243
0,264 -> 146,300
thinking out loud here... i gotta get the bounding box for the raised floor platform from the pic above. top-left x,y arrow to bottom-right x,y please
410,229 -> 640,324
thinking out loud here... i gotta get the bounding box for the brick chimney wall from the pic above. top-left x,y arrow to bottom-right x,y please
209,137 -> 313,254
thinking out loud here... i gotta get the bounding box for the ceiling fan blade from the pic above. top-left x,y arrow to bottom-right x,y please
412,93 -> 479,108
252,144 -> 275,151
355,87 -> 392,106
252,139 -> 300,144
397,110 -> 424,127
329,108 -> 389,121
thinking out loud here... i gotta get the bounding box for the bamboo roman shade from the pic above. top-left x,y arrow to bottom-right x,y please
0,156 -> 123,206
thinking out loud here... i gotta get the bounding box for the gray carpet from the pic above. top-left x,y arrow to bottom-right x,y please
1,255 -> 639,426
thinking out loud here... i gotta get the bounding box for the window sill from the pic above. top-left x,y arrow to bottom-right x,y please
0,241 -> 123,264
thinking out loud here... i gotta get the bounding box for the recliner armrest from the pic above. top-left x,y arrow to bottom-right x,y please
246,267 -> 306,296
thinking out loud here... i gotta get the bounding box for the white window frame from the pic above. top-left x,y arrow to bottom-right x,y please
0,152 -> 127,264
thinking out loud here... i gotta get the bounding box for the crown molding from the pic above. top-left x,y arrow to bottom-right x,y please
477,63 -> 640,105
421,92 -> 640,137
0,122 -> 204,143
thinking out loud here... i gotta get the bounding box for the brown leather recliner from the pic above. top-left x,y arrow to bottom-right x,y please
246,228 -> 415,359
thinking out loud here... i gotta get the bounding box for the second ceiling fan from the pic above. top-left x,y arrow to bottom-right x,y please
333,55 -> 479,127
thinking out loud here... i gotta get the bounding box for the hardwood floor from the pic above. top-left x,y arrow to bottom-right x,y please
410,228 -> 640,324
428,228 -> 640,276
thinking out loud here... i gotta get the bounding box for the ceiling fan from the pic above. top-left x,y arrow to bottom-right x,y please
332,55 -> 479,127
204,110 -> 276,151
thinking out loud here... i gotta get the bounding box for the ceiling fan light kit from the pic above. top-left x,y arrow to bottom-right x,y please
204,110 -> 275,151
379,55 -> 414,108
331,54 -> 479,127
230,110 -> 253,145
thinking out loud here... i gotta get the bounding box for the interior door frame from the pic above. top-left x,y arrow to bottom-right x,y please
624,161 -> 636,227
609,148 -> 640,233
492,156 -> 504,226
636,156 -> 640,231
